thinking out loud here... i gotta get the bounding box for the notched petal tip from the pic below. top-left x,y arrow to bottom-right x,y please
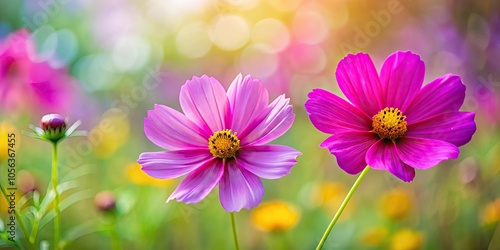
344,51 -> 369,59
233,73 -> 243,82
184,75 -> 215,88
400,175 -> 415,183
388,162 -> 416,182
394,50 -> 417,55
306,88 -> 329,100
166,196 -> 177,204
389,50 -> 422,62
239,93 -> 294,145
336,51 -> 385,116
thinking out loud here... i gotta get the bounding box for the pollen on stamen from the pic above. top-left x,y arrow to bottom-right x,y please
208,129 -> 240,159
372,107 -> 407,140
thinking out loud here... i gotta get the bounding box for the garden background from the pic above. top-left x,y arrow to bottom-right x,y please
0,0 -> 499,249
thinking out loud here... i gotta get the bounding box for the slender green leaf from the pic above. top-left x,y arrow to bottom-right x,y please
60,220 -> 107,249
39,189 -> 94,229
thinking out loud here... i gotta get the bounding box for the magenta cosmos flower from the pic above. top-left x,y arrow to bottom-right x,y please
0,29 -> 75,115
305,51 -> 476,182
138,74 -> 300,212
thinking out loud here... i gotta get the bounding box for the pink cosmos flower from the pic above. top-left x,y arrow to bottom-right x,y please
0,29 -> 75,115
305,51 -> 476,182
138,74 -> 300,212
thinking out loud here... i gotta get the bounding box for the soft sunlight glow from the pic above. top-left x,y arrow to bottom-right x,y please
113,35 -> 151,72
292,5 -> 329,45
31,25 -> 57,62
251,18 -> 290,53
210,15 -> 250,51
176,21 -> 213,58
239,45 -> 278,78
49,29 -> 78,68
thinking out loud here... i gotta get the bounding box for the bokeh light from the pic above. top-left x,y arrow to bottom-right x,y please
291,4 -> 330,45
210,14 -> 250,51
251,18 -> 290,53
112,35 -> 151,72
239,45 -> 278,78
0,0 -> 499,249
176,21 -> 213,58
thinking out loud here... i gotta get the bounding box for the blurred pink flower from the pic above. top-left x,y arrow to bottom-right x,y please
138,74 -> 300,212
305,51 -> 476,182
0,29 -> 76,116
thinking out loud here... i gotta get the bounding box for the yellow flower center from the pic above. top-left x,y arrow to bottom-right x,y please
372,107 -> 407,140
208,129 -> 240,159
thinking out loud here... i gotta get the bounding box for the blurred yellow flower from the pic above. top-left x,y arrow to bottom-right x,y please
362,226 -> 389,247
390,228 -> 423,250
381,188 -> 412,221
126,162 -> 172,187
1,195 -> 8,215
251,200 -> 300,233
0,121 -> 18,162
92,109 -> 130,158
311,182 -> 354,218
481,198 -> 500,225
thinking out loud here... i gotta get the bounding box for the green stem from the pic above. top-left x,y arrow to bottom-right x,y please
28,215 -> 40,245
52,142 -> 61,250
230,212 -> 240,250
110,216 -> 121,250
315,166 -> 370,250
0,183 -> 33,250
16,210 -> 32,250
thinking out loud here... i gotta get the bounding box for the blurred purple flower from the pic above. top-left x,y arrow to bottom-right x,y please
0,29 -> 76,115
138,74 -> 300,212
305,51 -> 476,182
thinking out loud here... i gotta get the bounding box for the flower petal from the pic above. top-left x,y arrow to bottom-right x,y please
144,104 -> 208,150
179,75 -> 229,133
335,52 -> 384,116
227,74 -> 269,133
388,162 -> 415,183
305,89 -> 372,134
321,131 -> 379,174
404,74 -> 466,124
395,137 -> 459,170
366,140 -> 415,182
236,145 -> 300,179
0,29 -> 31,59
167,159 -> 224,204
219,161 -> 264,212
380,51 -> 425,110
138,149 -> 213,179
239,94 -> 294,146
406,112 -> 476,147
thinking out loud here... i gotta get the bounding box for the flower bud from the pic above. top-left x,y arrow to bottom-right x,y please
94,191 -> 116,213
18,170 -> 39,194
40,114 -> 67,142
